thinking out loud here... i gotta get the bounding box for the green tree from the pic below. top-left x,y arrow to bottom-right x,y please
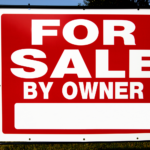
83,0 -> 149,7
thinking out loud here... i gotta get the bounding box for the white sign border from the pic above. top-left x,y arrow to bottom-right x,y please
0,8 -> 150,142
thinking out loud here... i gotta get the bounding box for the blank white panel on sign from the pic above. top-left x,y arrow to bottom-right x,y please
15,103 -> 150,129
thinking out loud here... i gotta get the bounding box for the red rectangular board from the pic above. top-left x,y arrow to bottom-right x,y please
2,11 -> 150,135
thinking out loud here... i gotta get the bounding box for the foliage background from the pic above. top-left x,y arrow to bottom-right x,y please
81,0 -> 150,7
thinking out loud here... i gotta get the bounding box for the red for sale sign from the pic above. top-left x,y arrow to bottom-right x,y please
1,9 -> 150,142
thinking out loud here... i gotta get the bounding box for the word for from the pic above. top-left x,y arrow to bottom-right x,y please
32,19 -> 135,45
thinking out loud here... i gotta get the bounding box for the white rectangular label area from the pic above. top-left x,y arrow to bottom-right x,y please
15,103 -> 150,129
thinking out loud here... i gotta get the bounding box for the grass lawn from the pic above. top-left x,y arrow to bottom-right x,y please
0,142 -> 150,149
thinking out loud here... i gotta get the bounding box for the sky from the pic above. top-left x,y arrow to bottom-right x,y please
0,0 -> 84,6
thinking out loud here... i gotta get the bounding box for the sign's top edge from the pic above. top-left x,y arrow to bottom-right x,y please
0,5 -> 150,9
1,8 -> 150,15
